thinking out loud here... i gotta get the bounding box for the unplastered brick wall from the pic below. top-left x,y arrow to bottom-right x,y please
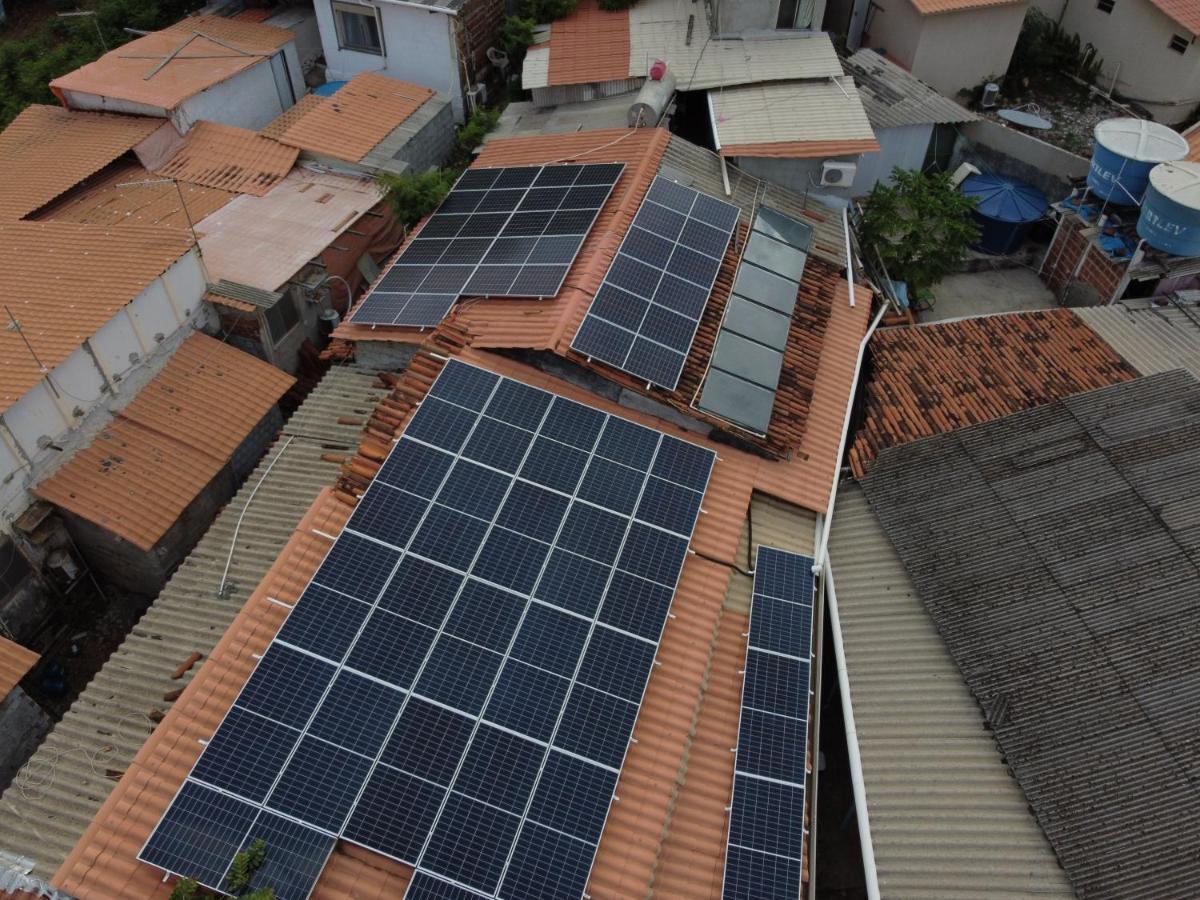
458,0 -> 505,77
1040,219 -> 1124,303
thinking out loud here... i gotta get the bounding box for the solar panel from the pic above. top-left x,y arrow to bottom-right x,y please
351,164 -> 625,327
721,546 -> 816,900
140,359 -> 716,900
697,206 -> 813,434
571,175 -> 740,390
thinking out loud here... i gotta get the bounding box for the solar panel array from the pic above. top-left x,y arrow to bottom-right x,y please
140,359 -> 716,900
722,546 -> 815,900
698,207 -> 813,434
351,164 -> 625,327
571,176 -> 740,390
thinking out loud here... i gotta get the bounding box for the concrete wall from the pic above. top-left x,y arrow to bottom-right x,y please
1056,0 -> 1200,124
0,688 -> 51,793
850,122 -> 933,194
391,100 -> 457,172
737,153 -> 865,205
0,252 -> 209,533
866,0 -> 1026,97
714,0 -> 828,30
315,0 -> 466,121
951,118 -> 1088,199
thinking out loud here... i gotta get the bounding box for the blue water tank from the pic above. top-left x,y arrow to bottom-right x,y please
1137,161 -> 1200,255
961,174 -> 1048,255
313,80 -> 347,97
1089,118 -> 1188,205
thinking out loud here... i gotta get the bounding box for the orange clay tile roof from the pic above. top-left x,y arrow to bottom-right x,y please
277,73 -> 436,163
52,335 -> 767,900
1186,122 -> 1200,161
719,138 -> 882,158
545,0 -> 632,87
1150,0 -> 1200,32
31,160 -> 236,229
203,288 -> 256,313
0,635 -> 38,701
49,16 -> 294,112
0,221 -> 194,412
0,104 -> 162,220
259,93 -> 323,141
152,121 -> 298,196
33,332 -> 294,550
909,0 -> 1023,12
848,309 -> 1139,477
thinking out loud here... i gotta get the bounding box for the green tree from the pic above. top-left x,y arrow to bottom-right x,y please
378,169 -> 459,228
858,168 -> 980,292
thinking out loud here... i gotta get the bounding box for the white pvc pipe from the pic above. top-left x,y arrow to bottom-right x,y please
842,207 -> 856,308
811,299 -> 889,574
825,563 -> 881,900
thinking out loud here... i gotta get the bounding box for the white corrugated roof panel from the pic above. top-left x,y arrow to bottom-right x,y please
1075,298 -> 1200,377
710,79 -> 876,151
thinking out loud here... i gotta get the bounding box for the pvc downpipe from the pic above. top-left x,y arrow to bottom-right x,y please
825,563 -> 881,900
842,207 -> 856,308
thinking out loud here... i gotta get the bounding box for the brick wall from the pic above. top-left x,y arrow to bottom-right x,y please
459,0 -> 506,80
1040,219 -> 1124,303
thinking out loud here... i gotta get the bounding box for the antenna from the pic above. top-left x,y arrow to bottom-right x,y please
5,306 -> 61,398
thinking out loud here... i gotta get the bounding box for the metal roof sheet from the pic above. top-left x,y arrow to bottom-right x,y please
1,366 -> 385,879
0,105 -> 162,220
32,332 -> 295,550
0,221 -> 194,413
194,168 -> 383,291
276,73 -> 436,163
711,79 -> 879,158
843,49 -> 978,129
0,636 -> 38,702
829,483 -> 1074,899
860,370 -> 1200,900
49,16 -> 294,111
1076,297 -> 1200,377
152,121 -> 297,196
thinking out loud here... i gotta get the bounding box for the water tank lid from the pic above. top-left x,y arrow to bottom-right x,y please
1094,118 -> 1188,163
1149,160 -> 1200,209
961,173 -> 1048,223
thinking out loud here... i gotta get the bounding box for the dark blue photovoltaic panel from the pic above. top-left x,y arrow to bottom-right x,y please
454,725 -> 544,814
533,550 -> 611,618
528,751 -> 617,843
598,571 -> 674,642
375,556 -> 464,627
406,872 -> 490,899
237,644 -> 335,729
618,523 -> 689,586
232,812 -> 334,900
380,699 -> 475,786
727,775 -> 805,858
635,476 -> 704,536
308,670 -> 406,757
463,416 -> 532,473
405,397 -> 479,452
311,531 -> 399,603
346,483 -> 427,549
577,626 -> 656,703
375,438 -> 454,497
343,764 -> 446,863
423,794 -> 522,893
596,415 -> 659,469
484,658 -> 570,743
266,736 -> 372,833
428,358 -> 498,409
651,437 -> 717,491
414,635 -> 503,715
275,585 -> 369,662
743,650 -> 810,719
754,546 -> 815,602
499,822 -> 594,900
192,707 -> 299,802
486,378 -> 552,430
471,526 -> 550,594
344,609 -> 435,689
445,579 -> 527,652
554,684 -> 639,769
722,845 -> 802,900
518,437 -> 589,494
749,595 -> 814,659
571,175 -> 739,389
735,709 -> 807,784
509,602 -> 590,676
556,503 -> 627,565
436,460 -> 512,521
497,481 -> 570,543
410,504 -> 490,571
578,457 -> 643,515
141,781 -> 260,892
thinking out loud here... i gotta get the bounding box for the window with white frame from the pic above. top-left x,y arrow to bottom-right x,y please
1170,34 -> 1190,54
332,0 -> 384,55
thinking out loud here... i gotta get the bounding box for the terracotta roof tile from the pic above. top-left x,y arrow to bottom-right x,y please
152,121 -> 297,195
277,73 -> 436,163
259,93 -> 323,141
32,161 -> 236,229
0,221 -> 194,411
33,332 -> 294,550
910,0 -> 1023,12
50,16 -> 294,112
0,105 -> 162,219
545,0 -> 631,87
849,309 -> 1139,477
1150,0 -> 1200,30
0,635 -> 38,701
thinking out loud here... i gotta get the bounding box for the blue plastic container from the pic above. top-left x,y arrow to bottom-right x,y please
1088,118 -> 1188,205
1138,162 -> 1200,256
961,174 -> 1048,255
313,80 -> 347,97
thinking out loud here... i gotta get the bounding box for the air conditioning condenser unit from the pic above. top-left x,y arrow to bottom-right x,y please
820,160 -> 857,187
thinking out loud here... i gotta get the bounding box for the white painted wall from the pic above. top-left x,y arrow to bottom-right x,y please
314,0 -> 466,120
737,153 -> 864,205
1056,0 -> 1200,124
0,251 -> 209,530
866,0 -> 1027,97
714,0 -> 829,31
849,122 -> 933,193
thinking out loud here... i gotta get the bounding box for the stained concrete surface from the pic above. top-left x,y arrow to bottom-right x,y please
922,265 -> 1058,322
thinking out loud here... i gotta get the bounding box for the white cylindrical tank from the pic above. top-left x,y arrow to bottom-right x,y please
628,71 -> 676,128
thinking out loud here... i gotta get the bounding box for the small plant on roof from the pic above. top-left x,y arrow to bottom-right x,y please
167,839 -> 274,900
378,169 -> 458,229
858,167 -> 981,294
520,0 -> 578,20
598,0 -> 637,9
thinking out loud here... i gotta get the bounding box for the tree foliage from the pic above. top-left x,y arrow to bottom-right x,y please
378,168 -> 458,227
598,0 -> 637,8
858,168 -> 980,292
519,0 -> 577,21
1005,8 -> 1103,96
167,839 -> 274,900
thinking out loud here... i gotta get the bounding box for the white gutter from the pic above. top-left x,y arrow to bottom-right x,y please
811,298 -> 888,574
375,0 -> 460,15
842,207 -> 856,308
825,562 -> 881,900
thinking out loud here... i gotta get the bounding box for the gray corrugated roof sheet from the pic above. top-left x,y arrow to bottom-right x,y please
0,365 -> 384,880
828,483 -> 1073,899
843,49 -> 978,130
860,370 -> 1200,900
1075,297 -> 1200,378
